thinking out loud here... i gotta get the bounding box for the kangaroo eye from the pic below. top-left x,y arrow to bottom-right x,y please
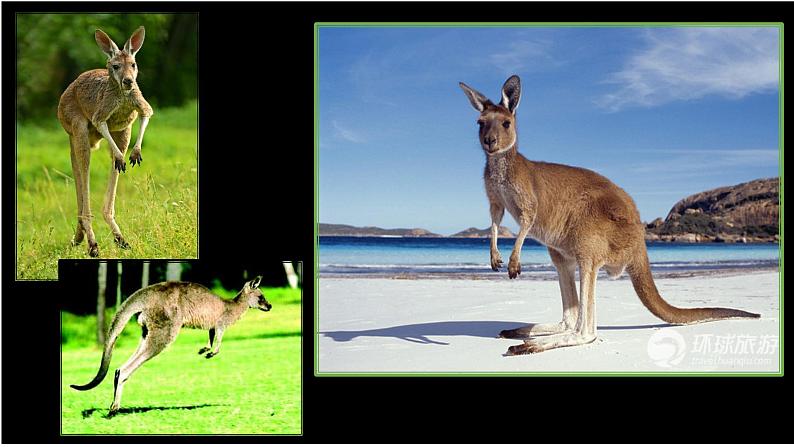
502,120 -> 511,129
132,63 -> 136,68
112,64 -> 120,70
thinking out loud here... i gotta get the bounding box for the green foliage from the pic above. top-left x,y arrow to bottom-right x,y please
17,13 -> 197,121
61,287 -> 302,434
16,102 -> 198,280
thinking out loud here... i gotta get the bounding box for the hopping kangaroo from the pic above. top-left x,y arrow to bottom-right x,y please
58,26 -> 153,257
459,75 -> 759,355
71,276 -> 272,416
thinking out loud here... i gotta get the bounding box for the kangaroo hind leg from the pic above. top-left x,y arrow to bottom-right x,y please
104,129 -> 132,249
69,132 -> 99,256
506,259 -> 600,355
109,324 -> 178,416
500,247 -> 579,339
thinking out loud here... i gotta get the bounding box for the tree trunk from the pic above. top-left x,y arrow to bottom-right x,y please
166,262 -> 183,281
116,262 -> 123,309
141,261 -> 150,288
97,262 -> 107,346
283,262 -> 299,289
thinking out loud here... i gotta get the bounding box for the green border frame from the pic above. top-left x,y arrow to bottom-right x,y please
314,22 -> 784,377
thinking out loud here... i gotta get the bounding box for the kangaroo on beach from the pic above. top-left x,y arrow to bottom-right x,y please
58,26 -> 154,257
71,276 -> 272,416
459,75 -> 759,355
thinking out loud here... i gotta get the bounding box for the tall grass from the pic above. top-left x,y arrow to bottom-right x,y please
16,101 -> 198,280
61,286 -> 302,435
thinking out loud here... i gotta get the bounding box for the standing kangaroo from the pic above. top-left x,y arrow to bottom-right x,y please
71,276 -> 272,416
58,26 -> 153,257
459,75 -> 759,355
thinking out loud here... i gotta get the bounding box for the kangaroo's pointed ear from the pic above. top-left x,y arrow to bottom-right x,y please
459,82 -> 492,113
95,29 -> 120,59
124,26 -> 145,56
501,75 -> 521,114
250,275 -> 262,289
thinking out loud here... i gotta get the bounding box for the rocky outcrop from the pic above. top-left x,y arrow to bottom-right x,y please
645,178 -> 779,243
449,226 -> 516,238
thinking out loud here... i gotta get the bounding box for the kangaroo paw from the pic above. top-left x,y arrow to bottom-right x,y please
88,244 -> 100,258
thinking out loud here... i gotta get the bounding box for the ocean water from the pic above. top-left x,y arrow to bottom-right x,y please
319,236 -> 780,277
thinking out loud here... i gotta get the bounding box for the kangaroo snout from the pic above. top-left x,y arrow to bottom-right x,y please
123,78 -> 133,87
261,303 -> 272,312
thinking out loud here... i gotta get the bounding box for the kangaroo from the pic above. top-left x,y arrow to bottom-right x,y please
58,26 -> 154,257
71,276 -> 272,416
459,75 -> 759,355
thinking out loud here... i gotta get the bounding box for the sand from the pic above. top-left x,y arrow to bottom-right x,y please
317,271 -> 780,373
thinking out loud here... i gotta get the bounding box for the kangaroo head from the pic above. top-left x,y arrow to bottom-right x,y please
95,26 -> 145,95
240,275 -> 272,312
459,75 -> 521,155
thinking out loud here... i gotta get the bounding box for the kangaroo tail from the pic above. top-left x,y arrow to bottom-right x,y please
627,251 -> 759,324
70,292 -> 146,391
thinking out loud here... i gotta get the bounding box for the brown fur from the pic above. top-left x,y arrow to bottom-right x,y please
460,76 -> 759,355
70,277 -> 271,416
57,27 -> 153,257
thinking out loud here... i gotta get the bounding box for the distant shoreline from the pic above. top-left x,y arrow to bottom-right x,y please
319,234 -> 780,244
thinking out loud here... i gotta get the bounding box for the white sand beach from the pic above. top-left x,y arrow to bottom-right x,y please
318,271 -> 780,373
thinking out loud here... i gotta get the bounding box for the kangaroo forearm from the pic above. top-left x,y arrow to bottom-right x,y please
134,115 -> 150,149
95,121 -> 123,156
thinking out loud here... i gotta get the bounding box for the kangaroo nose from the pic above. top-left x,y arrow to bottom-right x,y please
484,137 -> 496,147
123,78 -> 133,86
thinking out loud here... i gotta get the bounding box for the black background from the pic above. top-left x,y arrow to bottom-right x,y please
1,1 -> 789,443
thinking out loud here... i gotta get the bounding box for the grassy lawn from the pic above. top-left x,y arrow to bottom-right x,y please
16,101 -> 198,280
61,286 -> 302,435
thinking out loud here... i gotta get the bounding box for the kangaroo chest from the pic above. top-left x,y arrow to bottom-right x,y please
485,157 -> 527,219
106,98 -> 139,131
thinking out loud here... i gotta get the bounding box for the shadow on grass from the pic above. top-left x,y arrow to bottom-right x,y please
321,321 -> 674,344
82,403 -> 226,419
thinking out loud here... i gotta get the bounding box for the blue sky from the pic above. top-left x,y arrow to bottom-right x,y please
318,26 -> 780,236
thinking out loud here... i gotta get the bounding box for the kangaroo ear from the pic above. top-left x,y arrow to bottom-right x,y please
501,75 -> 521,114
459,82 -> 492,113
250,275 -> 262,289
95,29 -> 120,59
124,26 -> 145,56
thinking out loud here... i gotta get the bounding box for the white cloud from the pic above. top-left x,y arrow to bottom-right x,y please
629,149 -> 779,174
598,28 -> 780,111
489,39 -> 559,74
331,120 -> 366,144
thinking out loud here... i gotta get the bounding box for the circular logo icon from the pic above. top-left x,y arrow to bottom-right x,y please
647,328 -> 686,367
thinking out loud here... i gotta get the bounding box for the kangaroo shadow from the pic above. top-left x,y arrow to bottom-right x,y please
81,403 -> 226,419
321,321 -> 527,345
321,321 -> 675,345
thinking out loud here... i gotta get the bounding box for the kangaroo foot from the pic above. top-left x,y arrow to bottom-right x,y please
114,235 -> 130,249
499,322 -> 569,339
205,352 -> 217,359
508,258 -> 521,279
198,347 -> 210,355
88,243 -> 100,257
506,340 -> 545,356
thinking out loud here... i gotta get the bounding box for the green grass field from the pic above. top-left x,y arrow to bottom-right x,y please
16,101 -> 198,280
61,286 -> 301,435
